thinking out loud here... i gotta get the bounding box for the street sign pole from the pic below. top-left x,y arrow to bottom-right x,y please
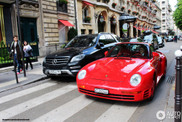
16,0 -> 26,77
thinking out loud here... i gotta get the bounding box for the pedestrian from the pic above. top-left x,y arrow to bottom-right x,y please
174,35 -> 178,43
10,35 -> 23,74
23,41 -> 33,70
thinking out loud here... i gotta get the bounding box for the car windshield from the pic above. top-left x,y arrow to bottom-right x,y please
107,44 -> 149,59
130,39 -> 138,42
66,35 -> 97,48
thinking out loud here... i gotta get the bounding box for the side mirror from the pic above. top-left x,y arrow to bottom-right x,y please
100,42 -> 104,47
152,52 -> 159,57
104,51 -> 108,57
96,42 -> 104,49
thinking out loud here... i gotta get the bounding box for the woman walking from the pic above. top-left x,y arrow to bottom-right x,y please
23,41 -> 33,70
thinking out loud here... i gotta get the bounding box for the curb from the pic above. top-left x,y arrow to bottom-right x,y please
0,75 -> 48,93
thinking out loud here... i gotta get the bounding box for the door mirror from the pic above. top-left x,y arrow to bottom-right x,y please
96,42 -> 104,49
152,52 -> 159,57
104,51 -> 108,56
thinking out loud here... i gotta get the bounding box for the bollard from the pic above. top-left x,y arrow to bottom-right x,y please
174,50 -> 182,122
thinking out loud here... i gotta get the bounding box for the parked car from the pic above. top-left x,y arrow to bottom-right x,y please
157,35 -> 165,47
143,34 -> 159,50
167,36 -> 173,42
43,33 -> 120,77
77,42 -> 167,101
129,37 -> 143,42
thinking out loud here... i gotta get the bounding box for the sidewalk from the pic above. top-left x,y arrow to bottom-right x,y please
0,57 -> 47,93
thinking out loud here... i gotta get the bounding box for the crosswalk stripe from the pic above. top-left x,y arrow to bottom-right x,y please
33,95 -> 93,122
95,103 -> 138,122
0,82 -> 56,104
0,85 -> 77,120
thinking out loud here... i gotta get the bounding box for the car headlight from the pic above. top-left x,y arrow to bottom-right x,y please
130,74 -> 141,87
78,70 -> 86,80
70,54 -> 85,62
43,57 -> 46,63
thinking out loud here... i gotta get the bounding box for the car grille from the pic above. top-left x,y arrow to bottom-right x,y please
46,56 -> 70,65
143,89 -> 149,99
79,88 -> 135,100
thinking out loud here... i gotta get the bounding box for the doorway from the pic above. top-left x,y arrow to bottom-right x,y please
20,17 -> 39,56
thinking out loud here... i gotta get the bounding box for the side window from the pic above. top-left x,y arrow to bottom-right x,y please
99,34 -> 117,45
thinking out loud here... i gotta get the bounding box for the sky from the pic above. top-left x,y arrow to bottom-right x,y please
169,0 -> 177,11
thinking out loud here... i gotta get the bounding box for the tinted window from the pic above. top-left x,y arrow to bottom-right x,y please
66,36 -> 97,47
99,34 -> 116,45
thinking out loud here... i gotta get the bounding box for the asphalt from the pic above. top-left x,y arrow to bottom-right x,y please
0,52 -> 179,121
0,57 -> 47,93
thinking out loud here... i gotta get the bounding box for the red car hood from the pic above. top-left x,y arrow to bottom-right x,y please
87,57 -> 148,82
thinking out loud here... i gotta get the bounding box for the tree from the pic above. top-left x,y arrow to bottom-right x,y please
173,0 -> 182,30
67,27 -> 77,41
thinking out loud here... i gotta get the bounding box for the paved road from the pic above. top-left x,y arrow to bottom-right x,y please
0,41 -> 181,122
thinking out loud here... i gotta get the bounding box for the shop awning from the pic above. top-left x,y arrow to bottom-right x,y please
151,30 -> 159,34
82,1 -> 94,6
119,13 -> 137,22
59,20 -> 74,27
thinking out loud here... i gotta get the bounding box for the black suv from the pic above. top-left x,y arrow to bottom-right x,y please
43,33 -> 120,77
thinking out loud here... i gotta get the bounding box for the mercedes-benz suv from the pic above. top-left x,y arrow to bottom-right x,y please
43,33 -> 120,77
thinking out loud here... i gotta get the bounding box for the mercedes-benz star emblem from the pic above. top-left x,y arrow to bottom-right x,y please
52,59 -> 57,64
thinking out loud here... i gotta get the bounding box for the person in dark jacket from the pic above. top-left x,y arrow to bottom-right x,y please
10,35 -> 23,74
174,35 -> 178,43
23,41 -> 33,70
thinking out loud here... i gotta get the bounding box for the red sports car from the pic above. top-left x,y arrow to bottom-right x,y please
76,42 -> 167,101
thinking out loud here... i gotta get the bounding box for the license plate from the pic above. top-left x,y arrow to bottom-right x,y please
49,70 -> 61,75
94,88 -> 108,94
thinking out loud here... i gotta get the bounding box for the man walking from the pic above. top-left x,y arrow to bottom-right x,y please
174,35 -> 178,43
10,35 -> 23,74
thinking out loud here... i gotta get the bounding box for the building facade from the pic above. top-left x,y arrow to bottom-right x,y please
160,0 -> 172,34
0,0 -> 161,57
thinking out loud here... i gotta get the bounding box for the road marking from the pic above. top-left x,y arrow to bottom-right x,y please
0,85 -> 77,120
0,82 -> 56,104
95,103 -> 138,122
33,95 -> 93,122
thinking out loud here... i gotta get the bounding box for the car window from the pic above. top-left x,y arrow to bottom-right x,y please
66,36 -> 97,48
99,34 -> 116,45
107,44 -> 149,59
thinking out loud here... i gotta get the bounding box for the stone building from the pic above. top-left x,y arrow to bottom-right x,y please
160,0 -> 172,34
0,0 -> 75,56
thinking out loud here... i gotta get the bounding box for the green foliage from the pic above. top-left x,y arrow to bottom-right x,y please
67,27 -> 78,41
59,0 -> 68,4
173,0 -> 182,30
0,41 -> 10,59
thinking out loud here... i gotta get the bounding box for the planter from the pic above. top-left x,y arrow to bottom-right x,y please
121,6 -> 125,11
112,3 -> 117,8
85,16 -> 91,23
59,0 -> 68,4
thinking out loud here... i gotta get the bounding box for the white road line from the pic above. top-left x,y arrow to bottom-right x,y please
33,95 -> 93,122
0,82 -> 57,104
0,85 -> 77,120
95,103 -> 138,122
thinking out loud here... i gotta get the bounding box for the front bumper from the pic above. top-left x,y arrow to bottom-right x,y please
43,62 -> 81,77
77,84 -> 153,102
